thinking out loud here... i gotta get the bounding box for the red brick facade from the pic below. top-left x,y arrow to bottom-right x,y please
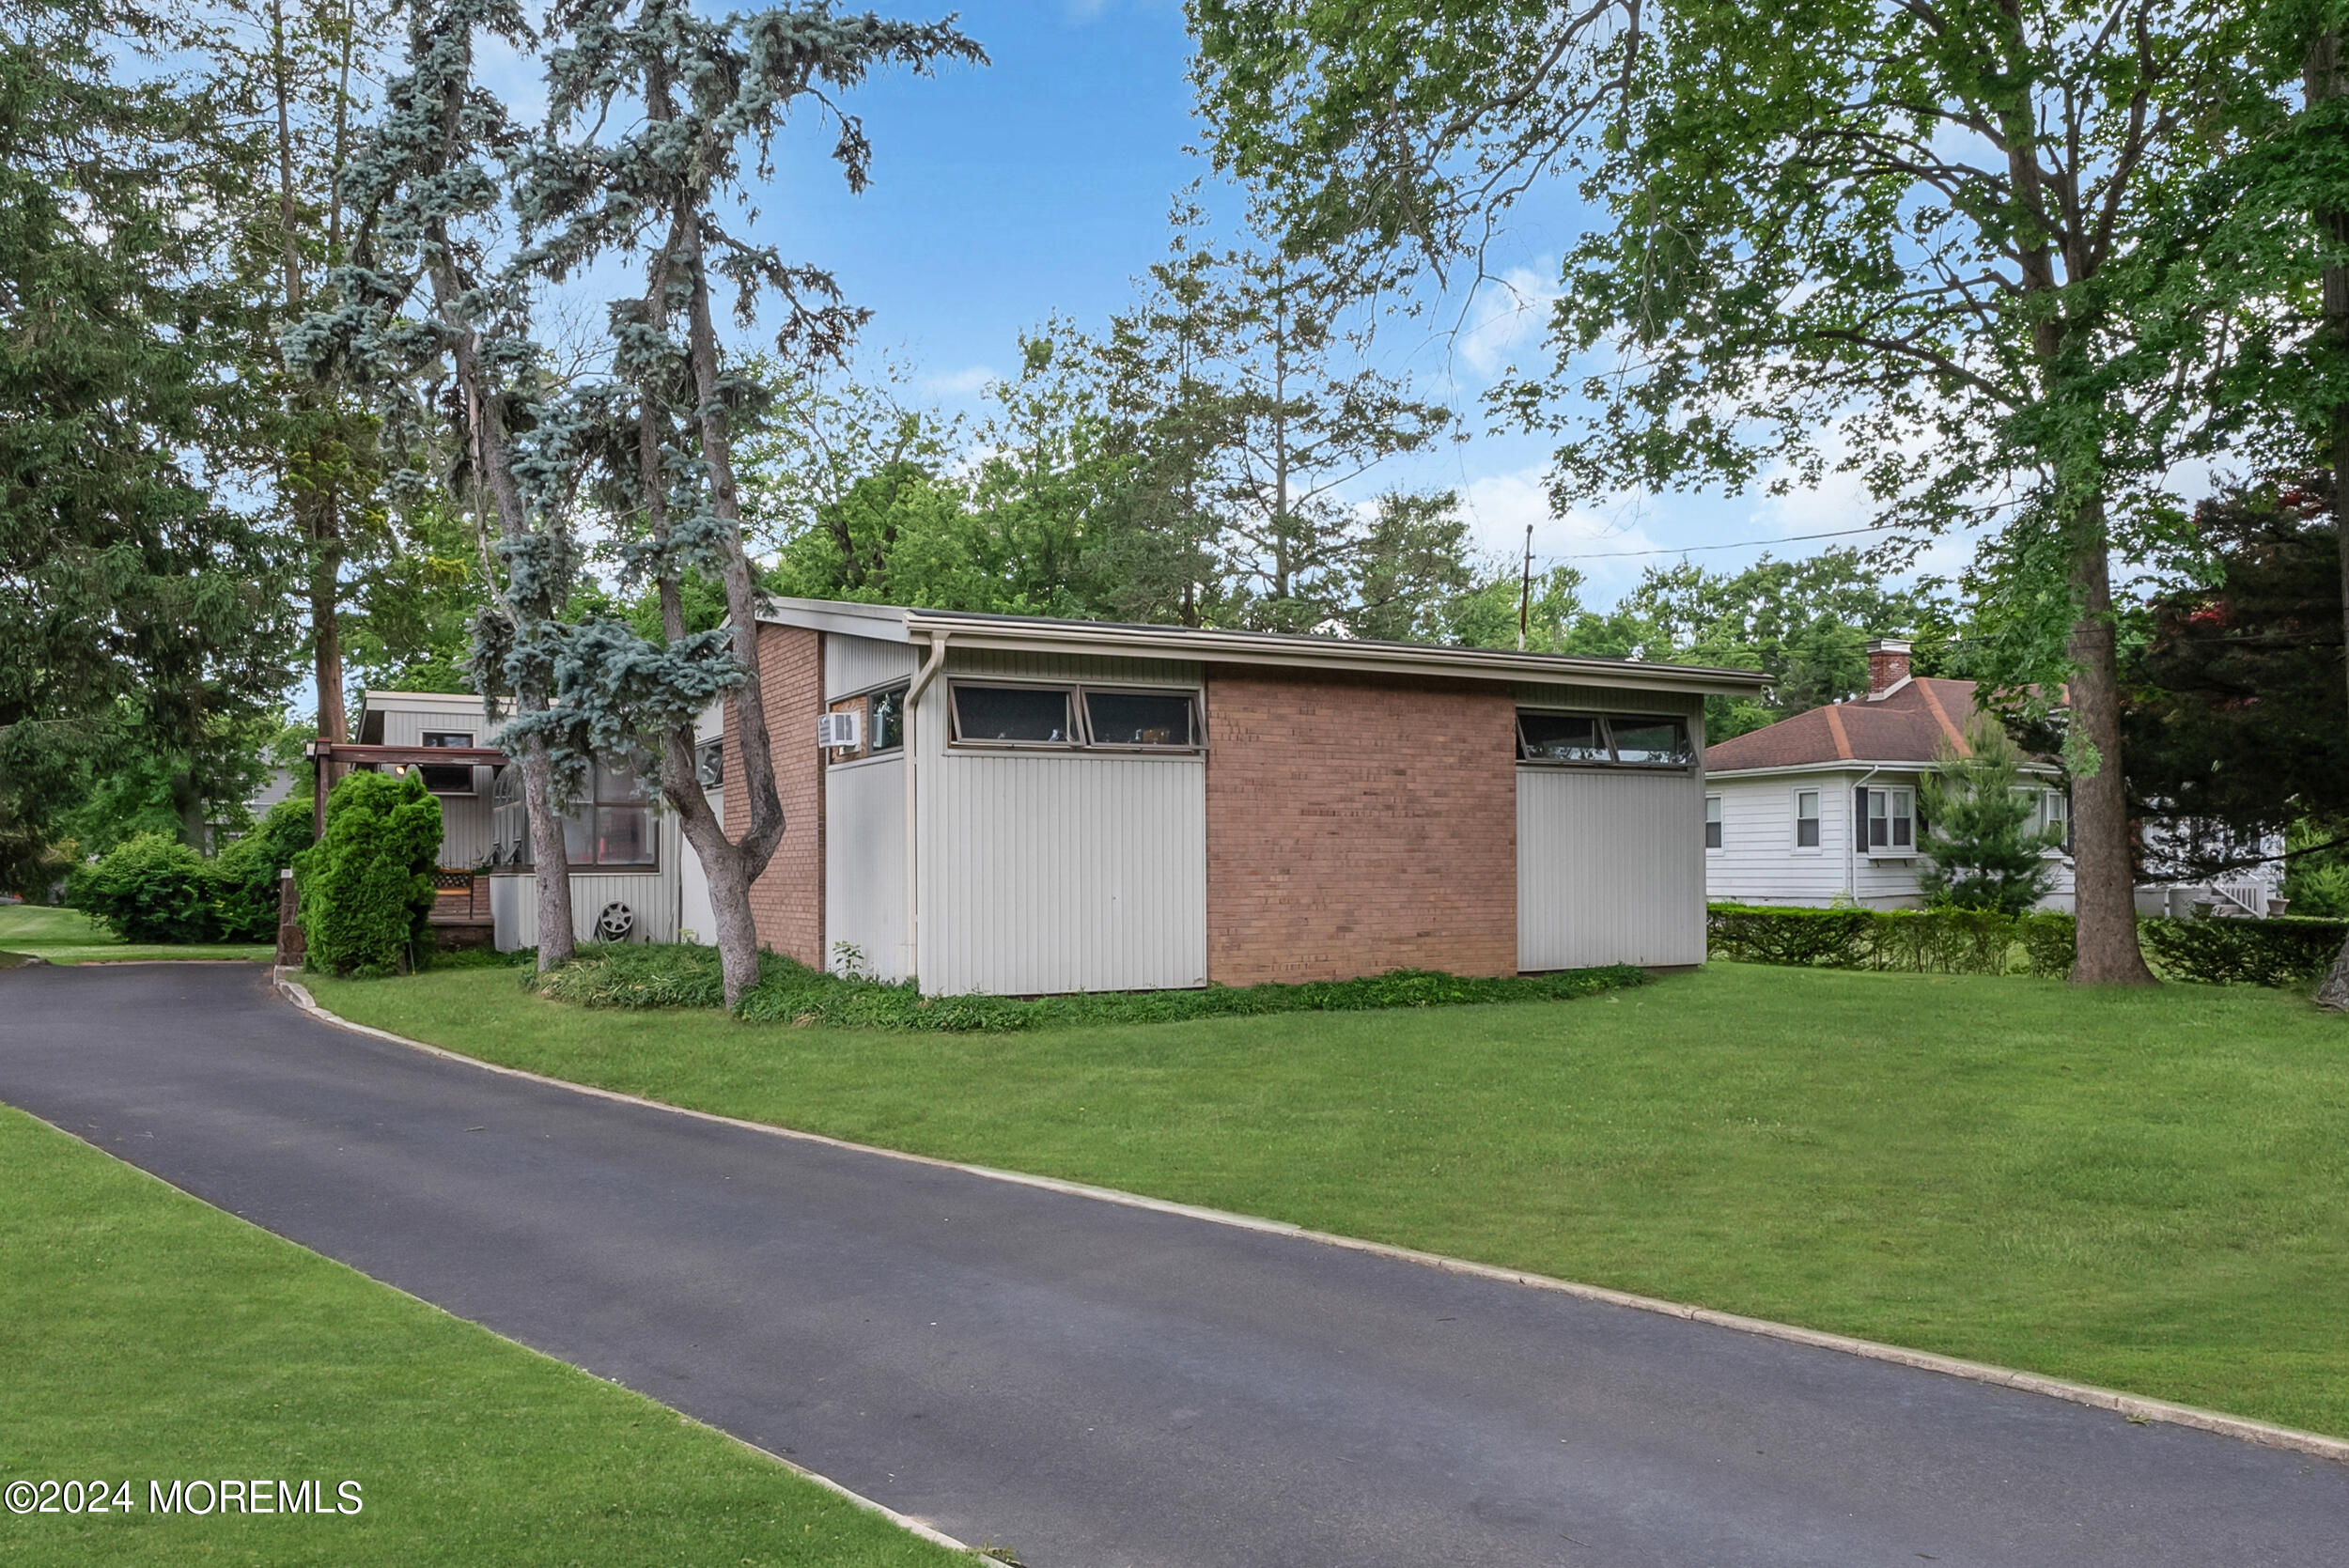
727,624 -> 825,967
1204,665 -> 1518,984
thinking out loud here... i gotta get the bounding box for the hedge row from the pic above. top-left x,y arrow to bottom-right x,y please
1707,903 -> 2349,987
69,797 -> 315,944
526,940 -> 1648,1032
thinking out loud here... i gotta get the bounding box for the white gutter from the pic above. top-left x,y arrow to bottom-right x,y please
901,630 -> 950,986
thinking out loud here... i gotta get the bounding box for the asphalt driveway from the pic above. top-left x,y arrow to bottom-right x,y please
1,962 -> 2342,1565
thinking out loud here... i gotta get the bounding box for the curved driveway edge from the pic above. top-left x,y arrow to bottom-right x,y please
277,970 -> 2349,1469
1,962 -> 2342,1567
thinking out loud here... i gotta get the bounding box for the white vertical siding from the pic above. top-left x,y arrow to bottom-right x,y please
915,655 -> 1206,995
825,755 -> 908,980
826,633 -> 916,698
1517,766 -> 1708,968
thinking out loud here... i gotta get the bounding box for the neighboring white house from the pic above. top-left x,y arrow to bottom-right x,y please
341,689 -> 723,952
1701,640 -> 2077,912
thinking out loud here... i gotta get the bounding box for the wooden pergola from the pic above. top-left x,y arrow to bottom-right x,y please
303,741 -> 509,840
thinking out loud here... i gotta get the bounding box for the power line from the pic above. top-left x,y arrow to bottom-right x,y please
1539,524 -> 1890,562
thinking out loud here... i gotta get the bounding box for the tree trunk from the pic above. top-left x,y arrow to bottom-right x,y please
2065,528 -> 2157,985
678,233 -> 787,1008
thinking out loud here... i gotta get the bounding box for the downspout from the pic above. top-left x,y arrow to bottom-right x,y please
1846,764 -> 1883,906
903,629 -> 949,987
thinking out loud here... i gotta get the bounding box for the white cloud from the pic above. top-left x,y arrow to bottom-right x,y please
1455,264 -> 1560,380
1458,464 -> 1665,592
920,364 -> 998,397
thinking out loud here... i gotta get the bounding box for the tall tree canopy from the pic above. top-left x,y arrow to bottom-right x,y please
1196,0 -> 2303,984
0,0 -> 290,891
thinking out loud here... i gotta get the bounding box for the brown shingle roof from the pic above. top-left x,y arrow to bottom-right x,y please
1705,677 -> 1980,772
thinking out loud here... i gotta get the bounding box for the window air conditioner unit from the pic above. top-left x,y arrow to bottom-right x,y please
817,710 -> 862,751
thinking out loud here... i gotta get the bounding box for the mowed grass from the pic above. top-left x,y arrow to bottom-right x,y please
0,1106 -> 965,1566
0,903 -> 272,965
308,960 -> 2349,1439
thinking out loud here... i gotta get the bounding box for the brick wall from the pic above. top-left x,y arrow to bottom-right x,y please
1204,666 -> 1518,984
726,624 -> 825,966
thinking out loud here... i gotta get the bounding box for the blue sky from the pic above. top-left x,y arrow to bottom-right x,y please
493,0 -> 1948,599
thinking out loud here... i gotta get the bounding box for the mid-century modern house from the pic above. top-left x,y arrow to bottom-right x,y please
1700,639 -> 2077,911
717,598 -> 1770,995
308,690 -> 724,952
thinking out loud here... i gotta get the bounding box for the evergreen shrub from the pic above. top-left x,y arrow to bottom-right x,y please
213,795 -> 317,941
526,942 -> 1648,1031
68,833 -> 220,943
297,771 -> 443,978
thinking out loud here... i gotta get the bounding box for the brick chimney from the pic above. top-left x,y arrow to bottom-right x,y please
1865,637 -> 1913,700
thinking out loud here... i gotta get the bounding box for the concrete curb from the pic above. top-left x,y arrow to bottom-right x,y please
272,970 -> 2349,1469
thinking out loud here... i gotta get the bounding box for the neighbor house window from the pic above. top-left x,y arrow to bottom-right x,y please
2043,789 -> 2069,849
695,739 -> 723,789
1704,795 -> 1723,850
1795,789 -> 1820,848
1861,785 -> 1915,852
1516,711 -> 1691,767
951,684 -> 1073,744
418,731 -> 475,795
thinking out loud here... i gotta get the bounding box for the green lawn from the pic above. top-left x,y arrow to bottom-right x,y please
308,960 -> 2349,1439
0,903 -> 273,965
0,1105 -> 966,1566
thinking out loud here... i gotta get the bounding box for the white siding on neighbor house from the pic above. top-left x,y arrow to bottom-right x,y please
825,632 -> 916,698
677,701 -> 726,945
1704,768 -> 2077,910
914,653 -> 1206,996
825,754 -> 908,980
1517,764 -> 1708,969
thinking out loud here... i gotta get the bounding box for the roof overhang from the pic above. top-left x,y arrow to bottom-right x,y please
755,598 -> 1770,699
1705,758 -> 2062,781
307,742 -> 508,768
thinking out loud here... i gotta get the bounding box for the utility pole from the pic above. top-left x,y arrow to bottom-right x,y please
1517,521 -> 1534,651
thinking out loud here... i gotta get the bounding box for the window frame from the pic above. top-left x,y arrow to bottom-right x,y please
416,731 -> 478,797
1865,784 -> 1917,857
1704,793 -> 1723,852
490,755 -> 662,872
941,679 -> 1205,756
1794,788 -> 1822,852
1514,708 -> 1696,770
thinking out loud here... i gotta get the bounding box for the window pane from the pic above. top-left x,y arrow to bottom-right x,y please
1891,790 -> 1913,847
597,806 -> 655,865
954,685 -> 1071,743
419,764 -> 474,794
560,808 -> 594,864
1518,712 -> 1608,762
695,740 -> 723,788
1086,690 -> 1194,747
595,756 -> 649,802
869,687 -> 907,752
1704,798 -> 1722,849
1797,791 -> 1820,848
421,732 -> 474,749
1609,717 -> 1691,766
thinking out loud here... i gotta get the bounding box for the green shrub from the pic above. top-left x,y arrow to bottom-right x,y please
525,942 -> 1649,1032
1708,903 -> 2076,978
68,833 -> 220,943
212,795 -> 316,942
2139,916 -> 2349,987
2015,911 -> 2078,979
296,771 -> 443,978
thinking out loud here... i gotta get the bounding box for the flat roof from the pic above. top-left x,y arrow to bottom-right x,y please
756,598 -> 1771,698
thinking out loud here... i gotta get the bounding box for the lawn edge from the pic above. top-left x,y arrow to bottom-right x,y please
276,970 -> 2349,1468
4,1083 -> 981,1560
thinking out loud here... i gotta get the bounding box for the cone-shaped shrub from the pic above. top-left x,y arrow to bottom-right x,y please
297,771 -> 443,977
